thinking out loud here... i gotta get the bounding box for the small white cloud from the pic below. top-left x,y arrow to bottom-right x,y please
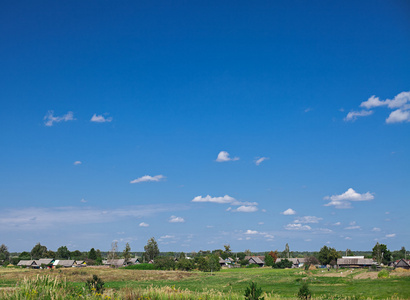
234,206 -> 258,213
90,114 -> 113,123
261,209 -> 267,212
344,110 -> 373,122
216,151 -> 239,162
324,188 -> 374,209
160,235 -> 174,239
244,230 -> 259,235
304,108 -> 312,113
345,225 -> 361,230
372,227 -> 381,232
226,207 -> 232,211
345,237 -> 352,240
265,234 -> 274,238
385,91 -> 410,109
281,208 -> 296,215
246,237 -> 251,240
139,222 -> 149,227
255,157 -> 269,166
360,95 -> 385,109
44,111 -> 75,126
386,109 -> 410,123
317,228 -> 333,233
305,239 -> 312,242
130,175 -> 165,184
169,215 -> 185,223
284,224 -> 311,231
192,195 -> 257,206
258,222 -> 264,225
73,161 -> 82,165
206,225 -> 214,228
386,233 -> 396,238
295,216 -> 322,224
333,222 -> 341,226
80,198 -> 87,203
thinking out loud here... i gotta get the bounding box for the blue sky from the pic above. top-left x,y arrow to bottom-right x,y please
1,0 -> 409,253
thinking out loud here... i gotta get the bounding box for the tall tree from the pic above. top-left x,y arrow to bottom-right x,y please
0,244 -> 10,262
88,248 -> 97,260
372,243 -> 391,265
108,241 -> 118,260
56,246 -> 70,259
123,242 -> 131,263
318,245 -> 340,265
144,237 -> 159,261
31,243 -> 47,259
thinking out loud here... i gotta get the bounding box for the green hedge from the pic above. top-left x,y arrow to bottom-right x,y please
122,263 -> 155,270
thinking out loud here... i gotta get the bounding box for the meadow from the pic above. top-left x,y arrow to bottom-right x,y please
0,266 -> 409,299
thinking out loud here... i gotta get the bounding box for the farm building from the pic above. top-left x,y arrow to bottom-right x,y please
395,259 -> 410,270
337,256 -> 375,268
246,256 -> 264,267
53,260 -> 75,267
275,258 -> 305,268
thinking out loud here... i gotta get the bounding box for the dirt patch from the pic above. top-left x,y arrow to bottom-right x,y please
354,272 -> 378,279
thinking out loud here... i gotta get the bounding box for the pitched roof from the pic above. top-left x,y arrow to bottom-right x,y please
249,257 -> 264,264
17,260 -> 36,266
337,258 -> 374,265
53,260 -> 75,267
276,258 -> 300,264
396,259 -> 410,268
36,258 -> 54,265
105,259 -> 125,267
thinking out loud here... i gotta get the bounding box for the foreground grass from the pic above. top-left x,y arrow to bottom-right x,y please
0,267 -> 409,299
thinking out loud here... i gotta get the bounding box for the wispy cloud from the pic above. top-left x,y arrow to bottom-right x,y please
372,227 -> 381,232
344,110 -> 373,122
255,157 -> 269,166
91,114 -> 113,123
324,188 -> 374,209
294,216 -> 322,224
73,161 -> 82,165
233,206 -> 258,213
192,195 -> 257,206
169,215 -> 185,223
281,208 -> 296,215
0,205 -> 178,231
80,198 -> 87,203
244,230 -> 259,235
385,233 -> 396,238
44,111 -> 75,126
216,151 -> 239,162
139,222 -> 149,227
284,224 -> 311,231
130,175 -> 165,184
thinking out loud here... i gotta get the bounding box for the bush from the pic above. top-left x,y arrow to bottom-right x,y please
122,263 -> 155,270
86,274 -> 105,294
272,259 -> 293,269
176,258 -> 194,271
246,264 -> 261,268
378,270 -> 389,278
298,283 -> 311,299
154,257 -> 176,270
244,281 -> 265,300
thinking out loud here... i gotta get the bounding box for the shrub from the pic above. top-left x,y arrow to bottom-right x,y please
378,270 -> 389,278
244,281 -> 265,300
298,283 -> 311,299
86,274 -> 105,294
246,263 -> 261,268
154,257 -> 176,270
176,258 -> 194,271
272,259 -> 293,269
122,263 -> 155,270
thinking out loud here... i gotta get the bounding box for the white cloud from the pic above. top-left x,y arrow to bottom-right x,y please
333,222 -> 341,226
372,227 -> 381,232
360,95 -> 385,109
281,208 -> 296,215
386,109 -> 410,123
160,235 -> 174,239
255,157 -> 269,166
73,161 -> 82,165
234,205 -> 258,213
345,225 -> 361,230
265,234 -> 274,238
90,114 -> 113,123
345,237 -> 352,240
130,175 -> 165,184
44,111 -> 75,126
216,151 -> 239,162
244,230 -> 259,235
317,228 -> 333,233
386,233 -> 396,238
192,195 -> 257,206
294,216 -> 322,224
139,222 -> 149,227
284,224 -> 311,231
169,215 -> 185,223
324,188 -> 374,209
385,91 -> 410,109
80,198 -> 87,203
344,110 -> 373,122
258,222 -> 264,225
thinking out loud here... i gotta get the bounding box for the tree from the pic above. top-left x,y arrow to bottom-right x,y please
221,244 -> 232,259
88,248 -> 97,260
264,254 -> 274,266
318,246 -> 340,265
281,243 -> 290,258
31,243 -> 47,259
244,282 -> 264,300
18,251 -> 31,260
272,258 -> 293,269
56,246 -> 71,259
176,258 -> 194,271
268,250 -> 278,263
179,252 -> 186,259
108,241 -> 118,260
372,243 -> 391,265
244,249 -> 252,256
154,257 -> 176,270
0,244 -> 10,263
123,243 -> 131,263
144,237 -> 159,261
197,254 -> 221,272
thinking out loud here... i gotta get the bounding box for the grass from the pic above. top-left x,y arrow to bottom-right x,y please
0,267 -> 409,299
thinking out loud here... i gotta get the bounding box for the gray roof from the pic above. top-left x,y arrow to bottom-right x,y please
249,257 -> 264,264
337,258 -> 374,266
104,259 -> 125,267
276,258 -> 300,264
36,258 -> 54,265
17,260 -> 36,266
53,260 -> 75,267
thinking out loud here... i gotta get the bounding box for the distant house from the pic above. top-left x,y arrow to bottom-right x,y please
17,260 -> 37,268
53,260 -> 75,268
127,258 -> 140,265
395,259 -> 410,270
102,259 -> 127,268
219,257 -> 235,267
337,256 -> 375,268
74,261 -> 87,267
276,258 -> 304,268
245,256 -> 265,267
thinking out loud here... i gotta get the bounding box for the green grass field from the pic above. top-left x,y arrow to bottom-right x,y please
0,266 -> 409,299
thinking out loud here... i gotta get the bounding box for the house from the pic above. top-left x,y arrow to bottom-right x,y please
17,260 -> 37,268
74,260 -> 87,267
245,256 -> 265,267
219,257 -> 235,267
103,259 -> 126,268
127,258 -> 140,265
395,259 -> 410,270
337,256 -> 375,268
276,258 -> 303,268
35,258 -> 54,267
53,260 -> 75,268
